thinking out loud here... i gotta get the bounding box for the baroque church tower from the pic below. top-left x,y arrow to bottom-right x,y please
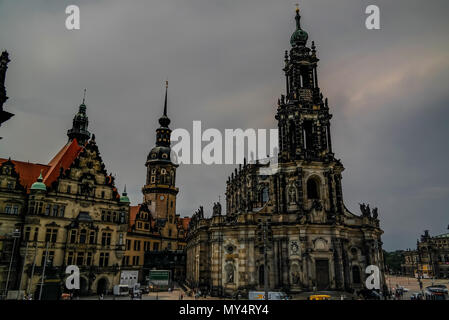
143,81 -> 179,222
275,7 -> 344,220
186,7 -> 384,296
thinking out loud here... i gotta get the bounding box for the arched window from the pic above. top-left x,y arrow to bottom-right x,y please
79,229 -> 87,244
352,266 -> 361,284
261,187 -> 269,204
307,178 -> 320,200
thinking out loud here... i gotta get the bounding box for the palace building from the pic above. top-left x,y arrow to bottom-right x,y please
0,96 -> 129,298
122,82 -> 190,283
402,229 -> 449,279
186,8 -> 385,296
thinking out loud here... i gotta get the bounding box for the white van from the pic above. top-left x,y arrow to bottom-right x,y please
113,284 -> 129,296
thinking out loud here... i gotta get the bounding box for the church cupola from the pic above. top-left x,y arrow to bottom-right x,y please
290,6 -> 309,47
67,89 -> 91,145
30,170 -> 47,192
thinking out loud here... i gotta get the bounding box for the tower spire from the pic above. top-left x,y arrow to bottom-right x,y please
82,88 -> 87,104
158,80 -> 171,128
164,80 -> 168,116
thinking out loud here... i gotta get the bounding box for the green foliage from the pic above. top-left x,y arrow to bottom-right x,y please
383,250 -> 404,273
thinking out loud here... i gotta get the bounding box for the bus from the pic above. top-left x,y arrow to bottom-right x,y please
424,286 -> 447,300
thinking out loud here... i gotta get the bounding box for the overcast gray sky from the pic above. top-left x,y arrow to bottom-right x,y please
1,0 -> 448,251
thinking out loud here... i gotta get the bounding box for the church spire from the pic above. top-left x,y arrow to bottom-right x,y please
158,80 -> 171,128
67,90 -> 91,145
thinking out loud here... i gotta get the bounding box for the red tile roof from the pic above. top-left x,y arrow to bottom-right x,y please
128,205 -> 141,230
0,139 -> 83,192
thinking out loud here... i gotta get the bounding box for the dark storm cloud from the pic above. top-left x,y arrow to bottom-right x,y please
1,0 -> 448,250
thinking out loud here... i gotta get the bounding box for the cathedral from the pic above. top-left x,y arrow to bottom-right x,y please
186,8 -> 385,296
0,94 -> 129,298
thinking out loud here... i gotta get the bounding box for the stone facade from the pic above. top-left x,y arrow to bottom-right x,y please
402,230 -> 449,279
186,8 -> 385,296
0,99 -> 129,298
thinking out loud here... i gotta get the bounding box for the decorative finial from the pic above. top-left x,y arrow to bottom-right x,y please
124,184 -> 127,195
295,3 -> 301,29
82,89 -> 87,104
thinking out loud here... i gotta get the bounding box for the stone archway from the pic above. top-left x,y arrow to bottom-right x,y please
79,276 -> 89,296
96,277 -> 109,295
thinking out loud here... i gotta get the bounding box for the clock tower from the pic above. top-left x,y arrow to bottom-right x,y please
142,81 -> 179,223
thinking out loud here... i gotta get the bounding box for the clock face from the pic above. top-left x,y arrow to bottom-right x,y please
160,195 -> 164,200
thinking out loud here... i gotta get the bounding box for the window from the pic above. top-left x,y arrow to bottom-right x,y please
101,191 -> 105,199
144,223 -> 149,230
45,228 -> 58,243
137,222 -> 142,229
352,266 -> 361,284
67,185 -> 71,194
168,229 -> 172,237
29,201 -> 35,214
118,233 -> 123,245
303,120 -> 314,150
41,251 -> 55,266
126,239 -> 131,251
86,252 -> 92,266
101,210 -> 106,221
134,240 -> 141,251
132,256 -> 140,265
167,242 -> 172,250
52,205 -> 59,217
70,230 -> 77,244
76,252 -> 84,266
45,204 -> 51,216
307,178 -> 320,199
34,228 -> 39,241
261,187 -> 269,203
153,242 -> 159,251
101,232 -> 112,246
67,252 -> 74,265
37,202 -> 43,214
151,176 -> 155,183
89,231 -> 96,244
79,229 -> 87,244
99,253 -> 109,267
24,227 -> 31,241
5,205 -> 11,214
123,255 -> 130,266
144,241 -> 150,251
7,181 -> 14,190
59,205 -> 65,217
119,212 -> 125,224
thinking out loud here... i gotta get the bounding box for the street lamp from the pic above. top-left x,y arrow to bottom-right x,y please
4,228 -> 21,299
